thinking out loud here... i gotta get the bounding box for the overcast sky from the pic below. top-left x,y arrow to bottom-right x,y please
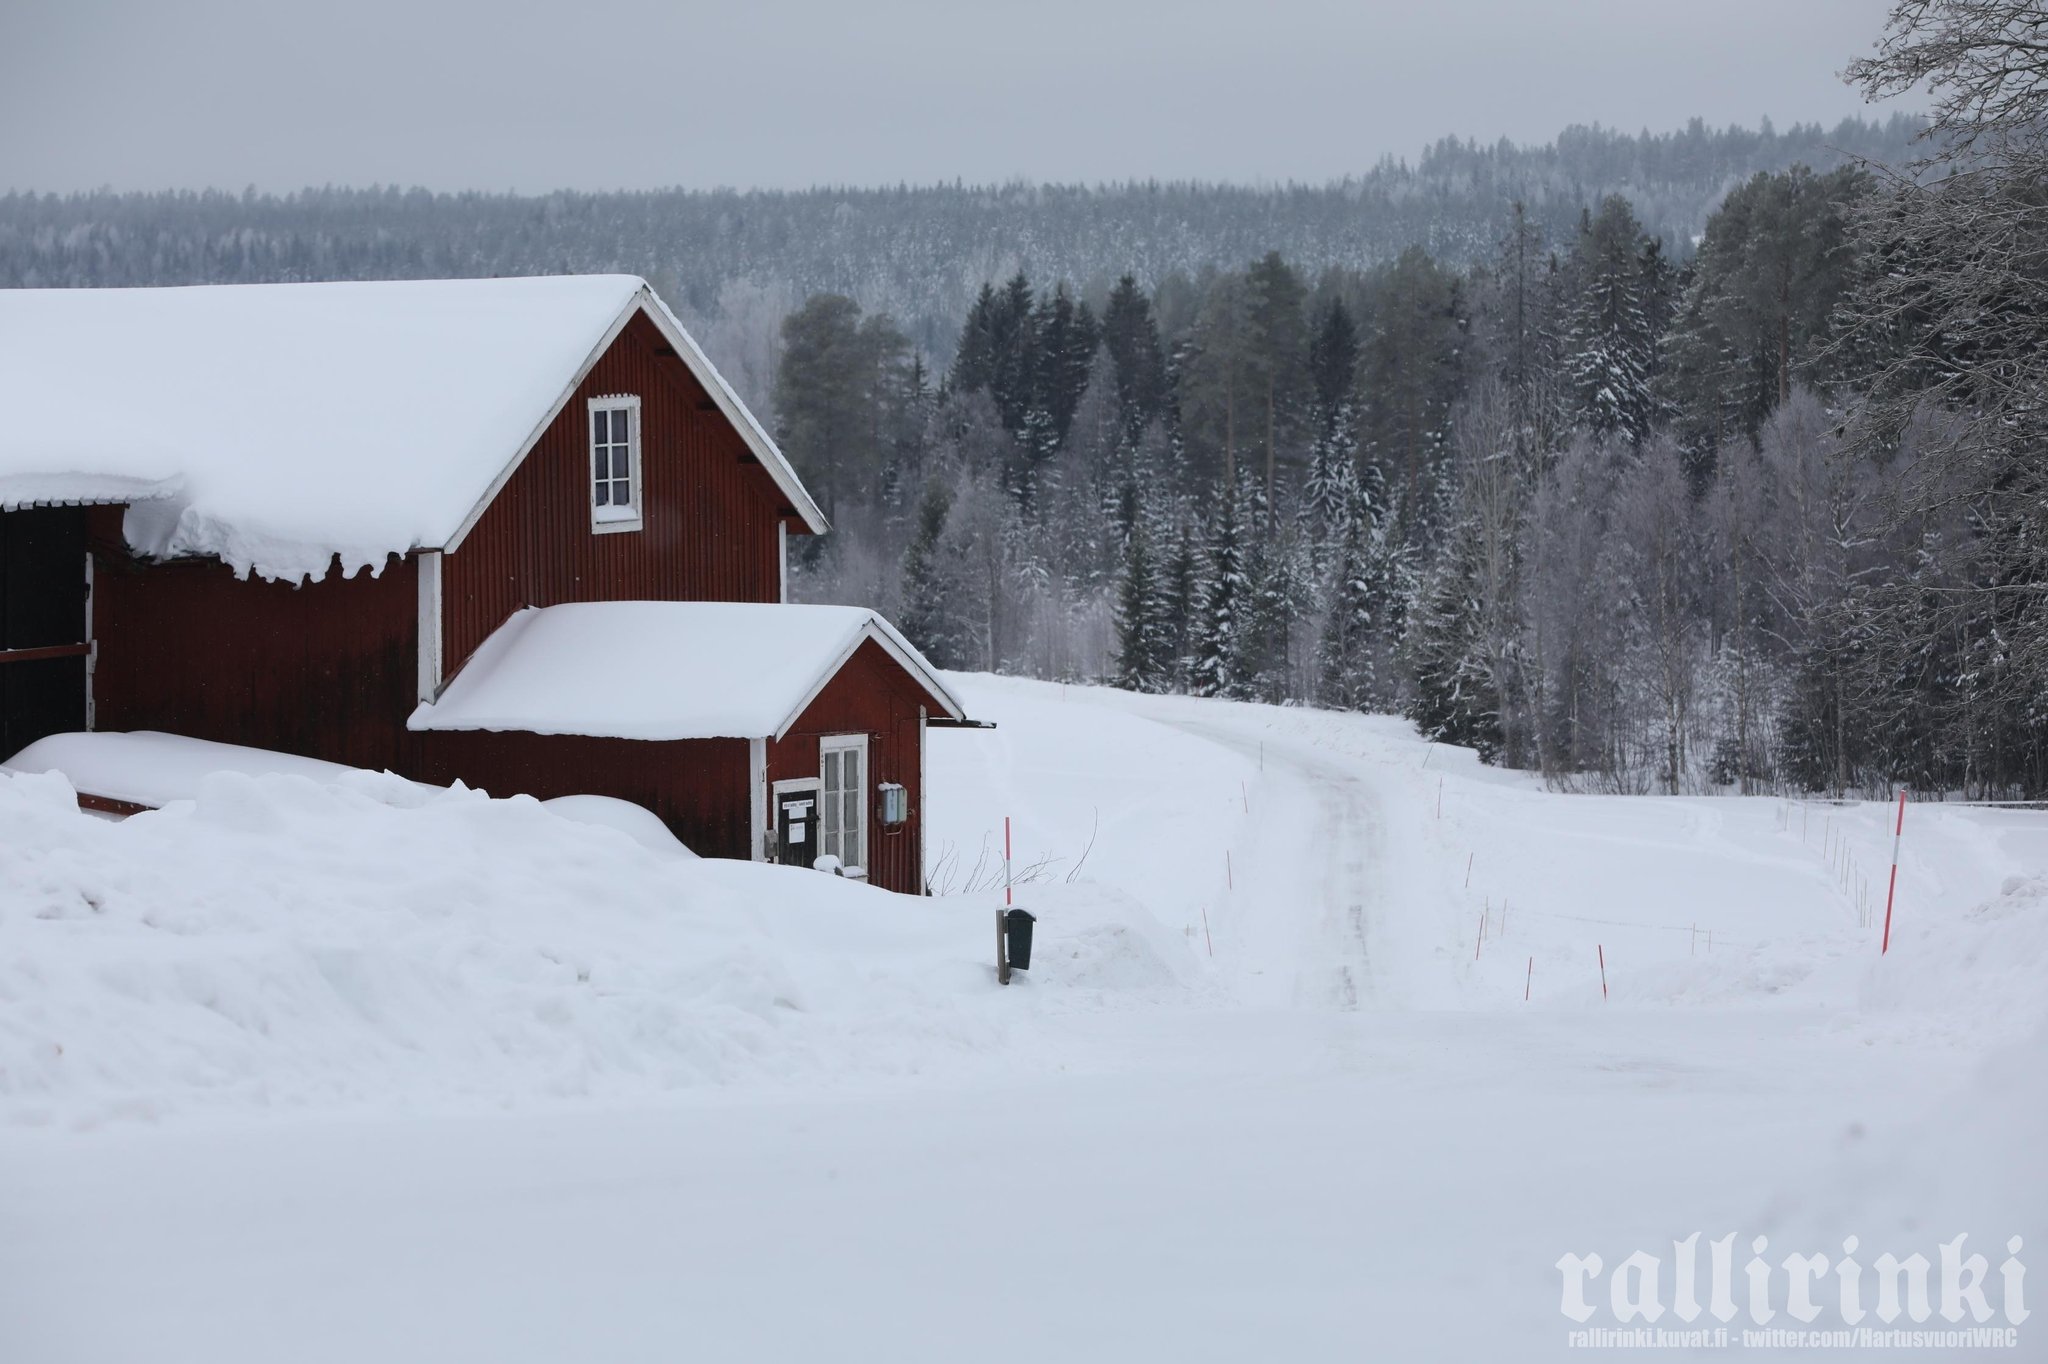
2,0 -> 1902,195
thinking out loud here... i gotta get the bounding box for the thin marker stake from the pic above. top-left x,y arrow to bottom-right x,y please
1241,780 -> 1250,814
1464,852 -> 1474,888
1476,910 -> 1484,960
1226,849 -> 1233,891
1201,905 -> 1213,957
1881,789 -> 1907,955
1525,956 -> 1533,1002
1004,815 -> 1013,907
1598,944 -> 1608,1001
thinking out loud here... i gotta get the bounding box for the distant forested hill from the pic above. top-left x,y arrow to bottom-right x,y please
1,115 -> 1921,397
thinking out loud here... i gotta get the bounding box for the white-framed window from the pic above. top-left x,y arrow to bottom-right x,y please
588,394 -> 642,533
818,733 -> 869,871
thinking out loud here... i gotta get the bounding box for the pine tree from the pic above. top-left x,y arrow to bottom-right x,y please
1243,251 -> 1311,528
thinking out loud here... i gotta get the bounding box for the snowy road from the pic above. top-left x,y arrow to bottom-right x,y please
1161,713 -> 1387,1010
4,676 -> 2042,1362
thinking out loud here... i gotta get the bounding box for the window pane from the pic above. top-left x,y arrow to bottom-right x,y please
612,409 -> 629,442
593,482 -> 609,507
592,411 -> 606,444
822,751 -> 839,790
844,748 -> 861,792
844,791 -> 861,850
611,478 -> 631,507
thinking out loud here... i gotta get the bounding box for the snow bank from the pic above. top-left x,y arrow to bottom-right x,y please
2,730 -> 428,810
0,769 -> 1191,1129
541,794 -> 699,858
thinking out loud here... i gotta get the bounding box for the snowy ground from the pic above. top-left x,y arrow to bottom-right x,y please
3,678 -> 2043,1361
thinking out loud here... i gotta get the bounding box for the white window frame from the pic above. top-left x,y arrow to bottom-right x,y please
588,394 -> 643,534
818,733 -> 870,872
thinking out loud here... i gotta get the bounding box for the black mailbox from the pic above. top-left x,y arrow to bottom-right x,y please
1004,908 -> 1036,971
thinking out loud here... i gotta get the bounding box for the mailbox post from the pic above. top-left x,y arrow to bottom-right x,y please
996,907 -> 1036,985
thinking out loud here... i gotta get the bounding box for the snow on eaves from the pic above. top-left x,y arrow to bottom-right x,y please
408,601 -> 966,741
0,472 -> 182,511
0,276 -> 824,584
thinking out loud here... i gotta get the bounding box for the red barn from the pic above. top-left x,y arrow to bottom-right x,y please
0,275 -> 972,893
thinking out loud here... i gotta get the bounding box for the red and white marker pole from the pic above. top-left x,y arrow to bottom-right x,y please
1004,815 -> 1013,908
1598,944 -> 1608,1001
1880,790 -> 1906,954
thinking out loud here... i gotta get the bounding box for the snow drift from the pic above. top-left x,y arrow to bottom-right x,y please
0,768 -> 1190,1129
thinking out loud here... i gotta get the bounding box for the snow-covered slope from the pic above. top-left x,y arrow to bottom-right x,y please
0,763 -> 1185,1129
4,676 -> 2043,1363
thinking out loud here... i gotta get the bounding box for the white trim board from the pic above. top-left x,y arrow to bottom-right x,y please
748,737 -> 767,862
415,550 -> 443,702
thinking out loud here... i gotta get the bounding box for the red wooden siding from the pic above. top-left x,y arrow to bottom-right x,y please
441,311 -> 791,674
414,732 -> 755,861
767,638 -> 933,895
89,509 -> 421,774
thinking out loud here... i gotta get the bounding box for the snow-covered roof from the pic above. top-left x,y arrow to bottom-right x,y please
1,730 -> 431,810
408,601 -> 967,741
0,472 -> 182,510
0,276 -> 826,582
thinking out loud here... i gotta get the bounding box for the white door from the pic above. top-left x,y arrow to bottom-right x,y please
818,734 -> 868,871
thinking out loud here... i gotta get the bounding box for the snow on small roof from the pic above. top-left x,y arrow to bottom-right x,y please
0,276 -> 825,582
1,730 -> 428,809
408,601 -> 967,741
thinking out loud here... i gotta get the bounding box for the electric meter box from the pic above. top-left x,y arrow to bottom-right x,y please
878,782 -> 908,826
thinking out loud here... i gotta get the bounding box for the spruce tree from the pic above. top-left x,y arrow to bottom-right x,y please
1561,197 -> 1665,445
1112,516 -> 1169,692
1192,482 -> 1248,698
1101,274 -> 1167,444
899,478 -> 956,666
1402,519 -> 1504,758
1159,519 -> 1201,692
1317,485 -> 1377,709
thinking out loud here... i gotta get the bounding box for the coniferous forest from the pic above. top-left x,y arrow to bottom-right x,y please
7,7 -> 2045,799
